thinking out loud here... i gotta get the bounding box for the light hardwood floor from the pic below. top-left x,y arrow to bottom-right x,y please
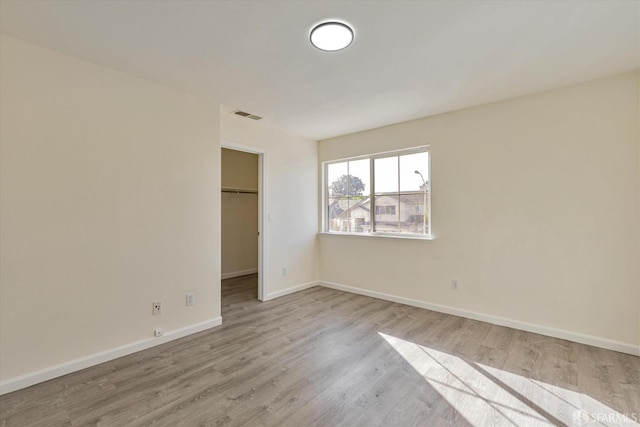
1,275 -> 639,426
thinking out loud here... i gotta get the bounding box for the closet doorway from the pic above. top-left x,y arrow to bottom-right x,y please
221,143 -> 266,301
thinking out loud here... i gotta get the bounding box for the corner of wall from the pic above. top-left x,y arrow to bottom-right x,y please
637,69 -> 640,349
219,113 -> 319,296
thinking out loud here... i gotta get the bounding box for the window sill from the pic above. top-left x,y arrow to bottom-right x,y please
318,231 -> 434,241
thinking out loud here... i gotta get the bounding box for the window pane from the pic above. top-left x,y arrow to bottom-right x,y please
400,151 -> 429,192
374,156 -> 398,193
328,196 -> 350,232
348,159 -> 370,197
373,194 -> 399,233
399,193 -> 427,234
348,197 -> 370,233
327,162 -> 348,197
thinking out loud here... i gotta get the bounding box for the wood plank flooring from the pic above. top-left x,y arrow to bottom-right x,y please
1,275 -> 639,426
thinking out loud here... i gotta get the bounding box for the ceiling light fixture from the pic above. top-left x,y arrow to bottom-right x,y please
310,21 -> 354,51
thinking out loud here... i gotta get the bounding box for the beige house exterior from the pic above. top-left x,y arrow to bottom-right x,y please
329,191 -> 428,233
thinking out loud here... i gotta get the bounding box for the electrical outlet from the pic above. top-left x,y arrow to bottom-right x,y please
152,301 -> 162,315
154,328 -> 164,337
451,280 -> 459,291
186,293 -> 195,306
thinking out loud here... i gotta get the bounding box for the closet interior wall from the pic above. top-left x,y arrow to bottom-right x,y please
221,148 -> 259,280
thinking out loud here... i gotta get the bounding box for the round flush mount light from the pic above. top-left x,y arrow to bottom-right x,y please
310,21 -> 354,51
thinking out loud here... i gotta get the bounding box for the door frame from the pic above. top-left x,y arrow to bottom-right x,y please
221,141 -> 267,301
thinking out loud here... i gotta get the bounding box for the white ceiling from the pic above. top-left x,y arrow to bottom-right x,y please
1,0 -> 638,140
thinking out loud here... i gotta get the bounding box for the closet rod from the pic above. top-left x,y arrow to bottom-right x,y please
221,188 -> 258,194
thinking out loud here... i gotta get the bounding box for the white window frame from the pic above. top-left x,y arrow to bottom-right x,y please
322,145 -> 432,239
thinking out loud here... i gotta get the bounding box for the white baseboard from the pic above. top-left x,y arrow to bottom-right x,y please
0,317 -> 222,396
318,281 -> 640,357
263,281 -> 318,301
221,268 -> 258,280
4,281 -> 637,396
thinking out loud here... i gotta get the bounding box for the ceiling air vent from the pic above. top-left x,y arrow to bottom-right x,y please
233,110 -> 263,120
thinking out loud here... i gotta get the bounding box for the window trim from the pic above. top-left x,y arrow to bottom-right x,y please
322,145 -> 431,238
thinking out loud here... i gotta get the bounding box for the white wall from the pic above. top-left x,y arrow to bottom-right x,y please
0,35 -> 221,388
319,72 -> 640,351
221,114 -> 318,297
221,148 -> 258,277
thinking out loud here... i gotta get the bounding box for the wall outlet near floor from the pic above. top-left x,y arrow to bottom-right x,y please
282,267 -> 287,276
451,280 -> 459,291
152,301 -> 162,315
154,328 -> 164,337
186,293 -> 195,306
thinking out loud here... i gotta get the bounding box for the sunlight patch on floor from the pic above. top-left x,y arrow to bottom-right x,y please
379,332 -> 638,427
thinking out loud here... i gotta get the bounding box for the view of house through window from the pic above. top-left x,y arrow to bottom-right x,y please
325,147 -> 430,236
